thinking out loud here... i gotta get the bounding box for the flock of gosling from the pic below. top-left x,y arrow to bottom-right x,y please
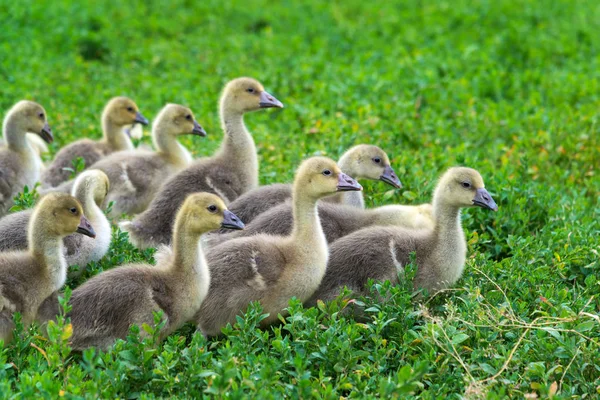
0,77 -> 498,349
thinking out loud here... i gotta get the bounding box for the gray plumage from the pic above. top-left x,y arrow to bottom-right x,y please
67,193 -> 235,350
0,170 -> 111,275
44,104 -> 203,218
204,201 -> 434,249
221,144 -> 402,227
0,193 -> 93,344
121,78 -> 283,249
196,157 -> 362,337
42,97 -> 147,188
0,101 -> 53,216
305,167 -> 499,306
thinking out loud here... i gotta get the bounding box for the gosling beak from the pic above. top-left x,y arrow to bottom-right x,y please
380,165 -> 402,189
259,91 -> 284,109
39,122 -> 53,143
192,120 -> 207,137
221,210 -> 245,230
473,188 -> 498,211
76,215 -> 96,238
134,111 -> 149,126
337,172 -> 362,192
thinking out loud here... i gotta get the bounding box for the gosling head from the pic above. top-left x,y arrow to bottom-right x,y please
72,169 -> 110,207
34,193 -> 96,239
434,167 -> 498,211
179,193 -> 245,234
3,100 -> 53,143
154,104 -> 206,138
103,97 -> 149,128
340,145 -> 402,188
295,157 -> 362,199
222,77 -> 283,113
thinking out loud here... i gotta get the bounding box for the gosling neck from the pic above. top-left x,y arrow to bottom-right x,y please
28,222 -> 66,284
291,186 -> 325,244
3,117 -> 33,154
152,123 -> 192,166
432,198 -> 463,244
218,100 -> 258,190
171,218 -> 207,275
101,114 -> 133,151
73,184 -> 104,226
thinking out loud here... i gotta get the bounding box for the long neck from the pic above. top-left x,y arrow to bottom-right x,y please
291,187 -> 324,242
432,199 -> 463,244
102,114 -> 133,151
171,220 -> 206,275
152,125 -> 191,166
3,117 -> 33,153
29,226 -> 66,282
218,102 -> 258,190
74,186 -> 104,226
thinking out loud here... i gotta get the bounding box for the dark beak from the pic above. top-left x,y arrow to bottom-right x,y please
76,215 -> 96,238
259,91 -> 284,109
221,210 -> 245,230
473,188 -> 498,211
380,165 -> 402,188
337,172 -> 362,192
191,120 -> 207,137
39,122 -> 53,143
134,111 -> 149,126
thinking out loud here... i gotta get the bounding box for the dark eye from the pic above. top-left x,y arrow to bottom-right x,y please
127,107 -> 134,112
207,205 -> 217,213
246,88 -> 255,93
38,112 -> 44,119
461,182 -> 471,188
69,207 -> 77,214
185,115 -> 192,121
322,170 -> 332,176
372,157 -> 381,164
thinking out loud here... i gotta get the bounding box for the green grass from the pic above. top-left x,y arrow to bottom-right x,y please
1,0 -> 599,397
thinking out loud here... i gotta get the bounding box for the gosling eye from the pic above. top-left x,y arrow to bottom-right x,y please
372,157 -> 382,164
207,205 -> 218,213
246,87 -> 255,93
461,182 -> 471,189
69,207 -> 78,214
185,114 -> 192,121
38,112 -> 45,119
127,107 -> 134,112
322,170 -> 332,176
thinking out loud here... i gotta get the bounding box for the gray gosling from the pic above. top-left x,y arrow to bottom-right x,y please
0,193 -> 95,344
120,77 -> 283,249
223,144 -> 402,227
0,170 -> 111,276
0,101 -> 53,216
42,97 -> 148,187
67,193 -> 244,350
203,201 -> 434,249
305,167 -> 498,306
52,104 -> 206,218
196,157 -> 362,337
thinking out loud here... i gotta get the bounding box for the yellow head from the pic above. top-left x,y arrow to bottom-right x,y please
221,77 -> 283,113
434,167 -> 498,211
339,144 -> 402,188
3,100 -> 53,143
177,192 -> 244,236
294,156 -> 362,199
153,104 -> 206,139
72,169 -> 110,207
103,96 -> 149,127
31,193 -> 96,239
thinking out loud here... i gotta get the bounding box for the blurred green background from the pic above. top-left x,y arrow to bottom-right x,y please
0,0 -> 599,397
